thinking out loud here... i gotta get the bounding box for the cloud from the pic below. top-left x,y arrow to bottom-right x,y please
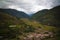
0,0 -> 60,14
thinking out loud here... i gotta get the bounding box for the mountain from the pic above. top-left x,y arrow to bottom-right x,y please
44,6 -> 60,27
32,9 -> 49,22
32,9 -> 49,19
32,6 -> 60,27
0,8 -> 29,18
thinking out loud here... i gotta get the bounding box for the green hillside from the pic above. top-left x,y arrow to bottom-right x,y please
0,9 -> 30,18
32,9 -> 49,20
0,12 -> 59,40
32,6 -> 60,27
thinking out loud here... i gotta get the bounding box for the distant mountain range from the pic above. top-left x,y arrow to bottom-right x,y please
0,8 -> 29,18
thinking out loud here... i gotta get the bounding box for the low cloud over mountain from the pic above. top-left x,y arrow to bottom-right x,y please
0,0 -> 60,14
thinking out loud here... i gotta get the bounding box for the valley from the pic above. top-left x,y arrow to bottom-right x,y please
0,5 -> 60,40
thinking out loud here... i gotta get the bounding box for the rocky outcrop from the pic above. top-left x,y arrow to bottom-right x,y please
19,32 -> 54,40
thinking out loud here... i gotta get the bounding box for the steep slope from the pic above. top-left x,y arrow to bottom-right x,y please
0,8 -> 29,18
0,12 -> 20,39
42,6 -> 60,27
32,9 -> 49,20
32,6 -> 60,27
32,9 -> 49,22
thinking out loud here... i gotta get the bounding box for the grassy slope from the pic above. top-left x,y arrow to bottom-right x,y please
0,10 -> 60,40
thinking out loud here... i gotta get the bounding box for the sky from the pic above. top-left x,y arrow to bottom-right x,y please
0,0 -> 60,14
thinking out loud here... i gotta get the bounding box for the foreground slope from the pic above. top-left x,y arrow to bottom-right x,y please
0,11 -> 58,40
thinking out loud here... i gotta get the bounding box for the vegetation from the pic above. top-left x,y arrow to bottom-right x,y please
0,9 -> 29,18
0,6 -> 60,40
32,6 -> 60,27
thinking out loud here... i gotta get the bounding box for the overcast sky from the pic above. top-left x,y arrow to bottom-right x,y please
0,0 -> 60,14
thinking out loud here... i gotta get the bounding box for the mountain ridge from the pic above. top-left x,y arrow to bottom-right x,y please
32,5 -> 60,27
0,8 -> 30,18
